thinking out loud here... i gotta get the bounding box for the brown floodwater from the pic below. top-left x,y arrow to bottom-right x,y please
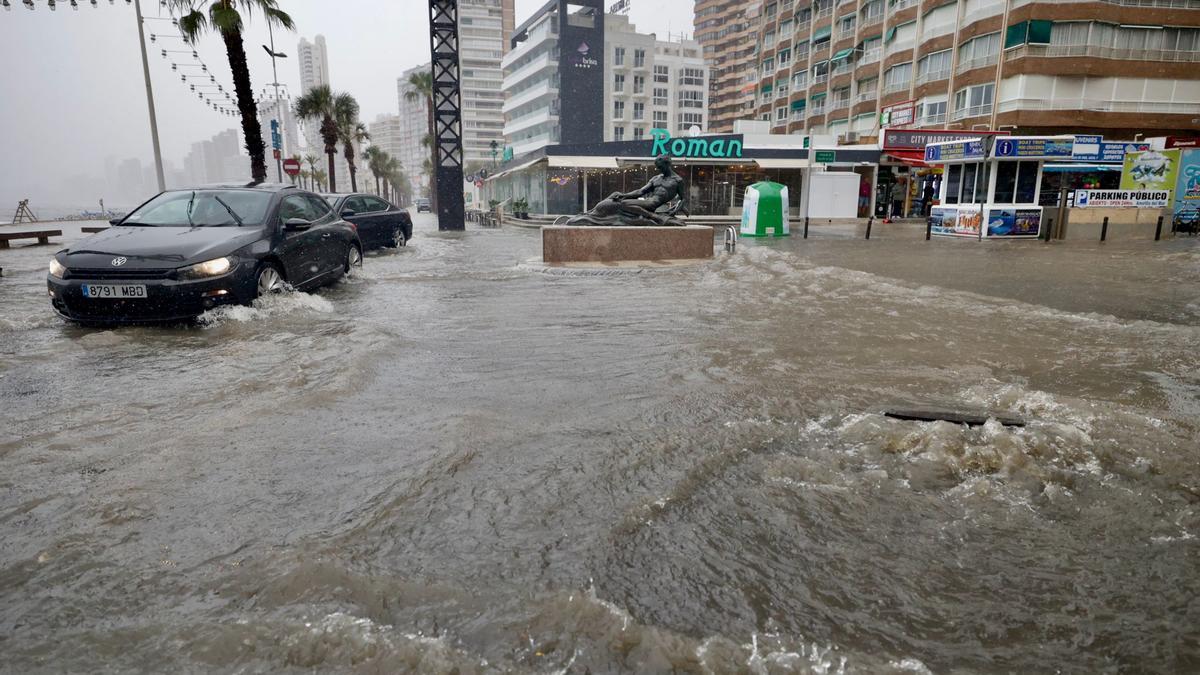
1,218 -> 1198,673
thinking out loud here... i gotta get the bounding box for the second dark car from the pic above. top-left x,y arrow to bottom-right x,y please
323,193 -> 413,249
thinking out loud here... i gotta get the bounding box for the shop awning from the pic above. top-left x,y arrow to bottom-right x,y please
548,156 -> 619,169
756,158 -> 810,169
831,47 -> 854,61
487,156 -> 546,180
884,150 -> 929,167
813,25 -> 832,41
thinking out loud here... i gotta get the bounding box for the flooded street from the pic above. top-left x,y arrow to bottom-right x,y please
2,216 -> 1199,673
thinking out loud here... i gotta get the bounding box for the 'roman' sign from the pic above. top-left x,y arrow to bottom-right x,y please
650,129 -> 744,159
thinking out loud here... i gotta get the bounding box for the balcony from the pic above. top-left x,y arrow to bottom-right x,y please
830,97 -> 851,111
1011,0 -> 1199,6
809,104 -> 827,116
816,6 -> 834,18
883,80 -> 910,94
913,69 -> 950,86
1003,43 -> 1200,63
860,13 -> 883,30
855,90 -> 877,103
950,103 -> 992,120
814,73 -> 830,85
956,54 -> 998,74
831,62 -> 853,76
890,0 -> 918,9
917,113 -> 946,126
885,39 -> 915,57
995,98 -> 1200,114
859,49 -> 881,65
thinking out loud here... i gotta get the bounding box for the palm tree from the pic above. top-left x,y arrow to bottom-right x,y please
312,169 -> 328,192
403,70 -> 436,211
384,156 -> 402,203
299,169 -> 310,191
362,146 -> 385,196
295,86 -> 357,192
303,153 -> 320,190
339,115 -> 370,193
168,1 -> 293,184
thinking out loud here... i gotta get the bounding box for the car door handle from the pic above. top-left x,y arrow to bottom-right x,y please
321,233 -> 332,238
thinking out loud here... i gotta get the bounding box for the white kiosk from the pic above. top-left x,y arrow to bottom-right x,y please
922,136 -> 1076,239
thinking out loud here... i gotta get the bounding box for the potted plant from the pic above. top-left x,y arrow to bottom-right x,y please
513,198 -> 529,219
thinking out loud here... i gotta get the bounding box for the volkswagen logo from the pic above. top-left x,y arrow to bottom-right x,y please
111,257 -> 127,267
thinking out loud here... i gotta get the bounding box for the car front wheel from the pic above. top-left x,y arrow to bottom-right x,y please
345,244 -> 363,273
255,263 -> 285,298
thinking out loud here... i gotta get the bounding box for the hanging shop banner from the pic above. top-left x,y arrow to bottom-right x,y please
985,207 -> 1042,237
928,205 -> 981,237
1075,190 -> 1172,208
1122,148 -> 1181,192
992,137 -> 1073,160
1172,148 -> 1200,231
924,139 -> 984,163
1071,136 -> 1149,163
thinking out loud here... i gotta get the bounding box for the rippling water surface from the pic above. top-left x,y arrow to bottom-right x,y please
1,218 -> 1198,673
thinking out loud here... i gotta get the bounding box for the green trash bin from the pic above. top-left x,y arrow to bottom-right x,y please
739,181 -> 790,237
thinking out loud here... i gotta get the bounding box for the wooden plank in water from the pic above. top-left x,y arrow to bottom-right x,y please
884,408 -> 1026,427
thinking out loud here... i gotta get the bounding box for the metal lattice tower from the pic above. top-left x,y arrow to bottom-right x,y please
429,0 -> 466,231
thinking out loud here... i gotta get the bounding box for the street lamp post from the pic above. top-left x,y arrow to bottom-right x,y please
133,0 -> 165,192
263,22 -> 288,183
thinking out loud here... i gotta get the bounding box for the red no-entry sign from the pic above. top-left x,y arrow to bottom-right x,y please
282,158 -> 301,176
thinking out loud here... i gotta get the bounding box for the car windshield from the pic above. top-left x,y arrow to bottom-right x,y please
121,190 -> 272,227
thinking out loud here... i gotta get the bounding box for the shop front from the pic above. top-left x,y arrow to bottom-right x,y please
484,129 -> 880,218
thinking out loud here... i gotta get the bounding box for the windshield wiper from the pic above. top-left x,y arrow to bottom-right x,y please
185,191 -> 196,227
212,195 -> 244,226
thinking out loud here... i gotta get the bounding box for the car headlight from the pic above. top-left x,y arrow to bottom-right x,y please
177,257 -> 233,280
49,258 -> 66,279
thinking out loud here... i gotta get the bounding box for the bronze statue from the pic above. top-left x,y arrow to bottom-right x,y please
566,154 -> 688,226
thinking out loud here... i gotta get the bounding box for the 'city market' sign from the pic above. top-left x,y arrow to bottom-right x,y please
650,129 -> 743,159
1075,190 -> 1171,208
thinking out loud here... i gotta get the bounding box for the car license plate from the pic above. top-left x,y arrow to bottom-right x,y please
82,284 -> 147,299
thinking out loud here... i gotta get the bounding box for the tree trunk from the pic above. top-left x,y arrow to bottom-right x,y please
427,94 -> 437,213
321,116 -> 338,193
222,27 -> 266,183
344,143 -> 358,192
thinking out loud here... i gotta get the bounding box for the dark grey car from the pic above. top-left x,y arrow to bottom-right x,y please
323,193 -> 413,249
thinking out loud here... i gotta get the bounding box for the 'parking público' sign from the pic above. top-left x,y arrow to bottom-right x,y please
1075,190 -> 1171,208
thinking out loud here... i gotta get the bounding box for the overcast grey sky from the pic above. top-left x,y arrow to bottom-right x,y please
0,0 -> 693,208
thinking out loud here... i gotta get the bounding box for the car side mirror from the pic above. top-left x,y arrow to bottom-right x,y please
340,209 -> 355,218
284,218 -> 311,231
109,218 -> 122,226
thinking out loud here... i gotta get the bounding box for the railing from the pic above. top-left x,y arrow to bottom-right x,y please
890,0 -> 918,10
859,49 -> 881,65
814,73 -> 830,84
917,113 -> 946,126
816,6 -> 835,18
885,39 -> 915,56
830,97 -> 851,110
950,103 -> 992,120
809,105 -> 827,116
913,68 -> 950,86
795,20 -> 812,34
860,13 -> 884,29
1004,43 -> 1200,63
831,62 -> 853,75
995,98 -> 1200,114
883,80 -> 910,94
791,109 -> 806,120
956,53 -> 998,73
855,90 -> 877,103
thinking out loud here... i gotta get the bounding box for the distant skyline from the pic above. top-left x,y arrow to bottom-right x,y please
0,0 -> 693,207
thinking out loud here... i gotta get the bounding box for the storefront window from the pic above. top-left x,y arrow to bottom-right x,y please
993,161 -> 1039,204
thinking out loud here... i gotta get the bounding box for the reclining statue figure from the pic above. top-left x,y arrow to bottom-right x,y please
566,154 -> 688,227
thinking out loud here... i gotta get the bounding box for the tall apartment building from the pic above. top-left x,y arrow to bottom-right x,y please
694,0 -> 764,133
749,0 -> 1200,142
398,65 -> 433,196
257,97 -> 300,162
297,35 -> 331,96
604,15 -> 710,141
459,0 -> 513,169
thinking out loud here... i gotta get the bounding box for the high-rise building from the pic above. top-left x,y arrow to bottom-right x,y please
297,35 -> 331,95
749,0 -> 1200,141
694,0 -> 763,133
459,0 -> 512,170
398,65 -> 432,196
257,97 -> 300,166
604,14 -> 709,142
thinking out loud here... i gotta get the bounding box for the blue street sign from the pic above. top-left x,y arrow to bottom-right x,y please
270,119 -> 279,132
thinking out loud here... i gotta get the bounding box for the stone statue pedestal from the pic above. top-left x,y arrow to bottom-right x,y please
542,225 -> 714,264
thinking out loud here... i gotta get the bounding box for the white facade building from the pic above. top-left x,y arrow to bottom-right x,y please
398,65 -> 432,196
501,11 -> 709,155
297,35 -> 330,95
500,9 -> 560,157
604,15 -> 709,142
257,97 -> 300,167
459,0 -> 509,169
